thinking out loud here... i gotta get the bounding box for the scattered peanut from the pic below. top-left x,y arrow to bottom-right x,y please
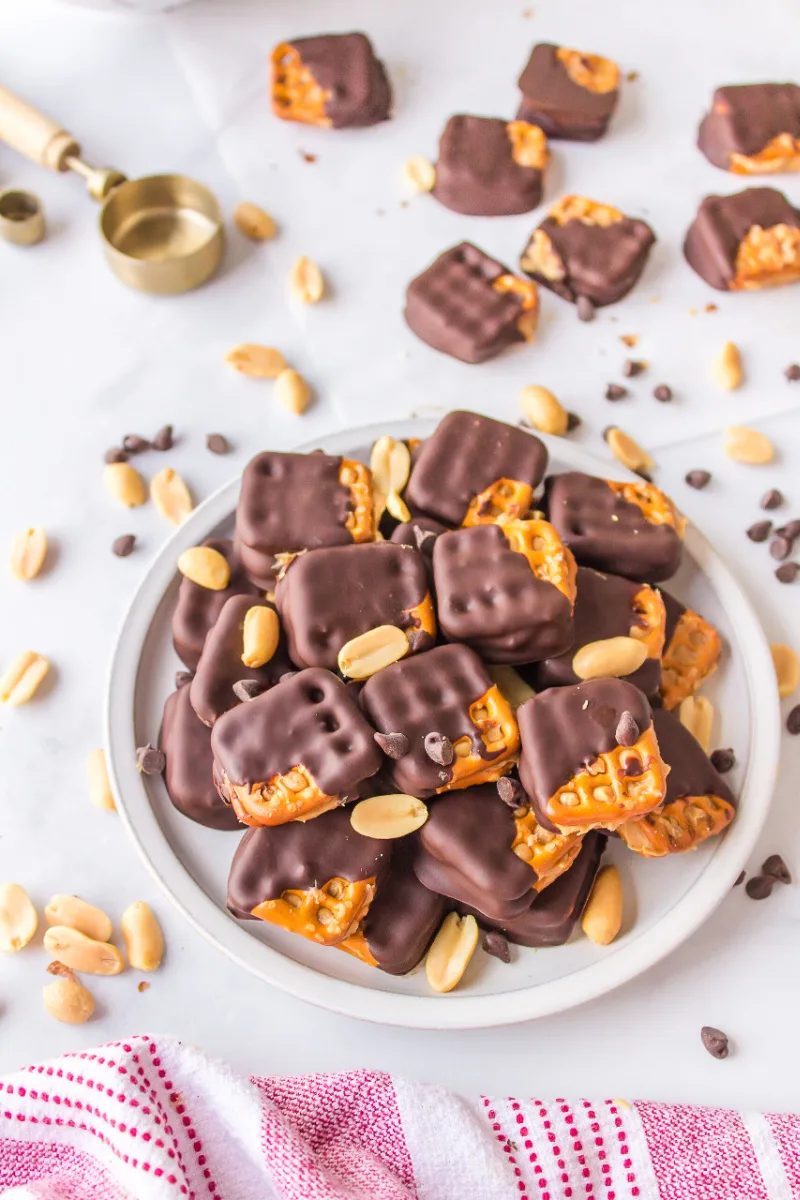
9,526 -> 47,581
679,693 -> 715,752
711,341 -> 743,391
338,624 -> 409,679
43,975 -> 95,1025
242,605 -> 280,668
519,385 -> 569,436
487,665 -> 536,712
370,435 -> 412,521
771,643 -> 799,698
0,882 -> 38,952
572,636 -> 648,681
103,462 -> 146,508
86,748 -> 116,812
723,426 -> 774,465
350,794 -> 428,840
225,344 -> 287,378
581,865 -> 624,945
605,428 -> 655,474
121,901 -> 164,972
385,490 -> 411,522
45,896 -> 112,943
425,913 -> 479,993
402,155 -> 437,193
43,926 -> 124,975
233,201 -> 277,241
177,545 -> 231,591
0,651 -> 50,705
275,368 -> 312,415
151,467 -> 193,525
288,255 -> 325,304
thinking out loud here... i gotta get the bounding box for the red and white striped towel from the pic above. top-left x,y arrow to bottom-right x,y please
0,1034 -> 797,1199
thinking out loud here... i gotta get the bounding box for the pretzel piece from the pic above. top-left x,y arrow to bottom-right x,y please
506,120 -> 549,169
339,458 -> 375,543
492,273 -> 540,340
223,764 -> 340,827
730,133 -> 800,175
511,808 -> 584,891
629,584 -> 667,661
337,929 -> 378,966
444,685 -> 520,792
618,795 -> 734,857
731,223 -> 800,290
555,48 -> 620,95
500,517 -> 578,605
462,478 -> 534,528
252,876 -> 375,946
271,43 -> 331,127
605,479 -> 687,537
546,726 -> 667,832
660,609 -> 722,711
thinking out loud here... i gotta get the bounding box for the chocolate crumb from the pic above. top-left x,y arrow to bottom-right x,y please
233,679 -> 267,702
701,1026 -> 730,1060
746,520 -> 771,543
476,496 -> 495,517
769,535 -> 791,561
206,433 -> 230,455
576,295 -> 595,322
653,385 -> 673,402
483,931 -> 511,963
760,488 -> 783,510
762,854 -> 791,885
374,731 -> 410,760
745,874 -> 775,900
136,744 -> 166,775
785,363 -> 800,382
733,870 -> 745,887
175,670 -> 194,689
105,446 -> 128,464
152,424 -> 174,452
626,70 -> 639,82
623,359 -> 646,378
566,411 -> 582,432
775,563 -> 798,584
615,710 -> 639,747
123,434 -> 150,454
605,383 -> 628,401
787,704 -> 800,734
424,732 -> 454,766
685,469 -> 711,490
497,776 -> 525,808
710,747 -> 735,773
112,534 -> 136,558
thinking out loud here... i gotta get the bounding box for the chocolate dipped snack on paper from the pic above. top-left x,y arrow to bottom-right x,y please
432,115 -> 548,217
211,668 -> 382,826
618,708 -> 735,858
464,831 -> 606,948
271,32 -> 391,129
160,686 -> 241,831
545,472 -> 685,584
659,589 -> 722,712
404,243 -> 539,364
433,521 -> 577,665
235,452 -> 374,589
518,679 -> 667,832
172,538 -> 258,671
275,542 -> 435,671
516,43 -> 620,141
698,84 -> 800,174
526,566 -> 666,695
227,807 -> 390,946
405,410 -> 547,528
190,595 -> 291,727
520,196 -> 656,308
683,187 -> 800,291
360,643 -> 520,798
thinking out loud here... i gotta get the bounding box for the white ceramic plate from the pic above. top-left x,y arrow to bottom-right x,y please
105,418 -> 780,1029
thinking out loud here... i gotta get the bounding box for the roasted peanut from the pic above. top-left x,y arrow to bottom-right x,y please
242,605 -> 280,667
488,665 -> 535,712
723,426 -> 774,465
86,748 -> 116,812
385,490 -> 411,522
43,976 -> 95,1025
177,546 -> 231,590
9,527 -> 47,581
679,693 -> 714,752
151,468 -> 193,525
581,865 -> 624,945
370,435 -> 411,521
225,344 -> 287,378
233,201 -> 277,241
121,901 -> 164,972
104,462 -> 146,508
605,428 -> 655,474
337,624 -> 409,679
425,913 -> 479,993
45,896 -> 112,943
350,794 -> 428,839
288,256 -> 324,304
0,882 -> 38,952
711,342 -> 743,391
771,643 -> 799,698
519,385 -> 569,436
43,926 -> 124,975
403,155 -> 436,193
0,651 -> 50,705
275,368 -> 312,415
572,636 -> 648,681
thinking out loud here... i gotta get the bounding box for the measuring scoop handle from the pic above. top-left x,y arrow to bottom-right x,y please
0,84 -> 80,171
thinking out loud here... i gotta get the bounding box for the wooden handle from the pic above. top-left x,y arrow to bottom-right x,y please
0,85 -> 80,171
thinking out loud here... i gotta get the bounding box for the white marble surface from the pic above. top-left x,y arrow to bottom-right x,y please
0,0 -> 799,1110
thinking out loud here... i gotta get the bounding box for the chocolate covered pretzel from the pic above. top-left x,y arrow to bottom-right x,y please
160,684 -> 240,831
516,43 -> 620,141
433,114 -> 548,216
271,32 -> 391,129
172,538 -> 259,671
684,187 -> 800,291
659,589 -> 722,711
698,84 -> 800,174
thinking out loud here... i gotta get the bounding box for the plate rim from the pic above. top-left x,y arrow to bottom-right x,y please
105,415 -> 781,1030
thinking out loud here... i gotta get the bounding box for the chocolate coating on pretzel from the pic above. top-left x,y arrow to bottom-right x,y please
654,707 -> 736,809
517,43 -> 619,141
190,594 -> 291,727
272,33 -> 391,129
698,84 -> 800,171
545,472 -> 683,583
160,686 -> 241,831
683,187 -> 800,290
172,538 -> 259,671
433,115 -> 545,216
212,667 -> 382,795
406,411 -> 547,527
433,524 -> 574,664
359,849 -> 448,974
275,542 -> 433,670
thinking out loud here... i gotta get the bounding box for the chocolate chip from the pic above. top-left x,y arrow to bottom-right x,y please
483,931 -> 511,964
206,433 -> 230,455
152,424 -> 174,452
496,776 -> 525,808
746,520 -> 772,543
785,363 -> 800,382
653,385 -> 673,402
406,629 -> 430,653
476,496 -> 494,517
760,488 -> 783,510
623,359 -> 646,378
175,670 -> 194,689
374,731 -> 410,760
136,744 -> 165,775
685,469 -> 711,490
615,710 -> 639,747
787,704 -> 800,734
123,434 -> 150,454
700,1026 -> 730,1060
112,534 -> 136,557
733,870 -> 745,887
576,295 -> 595,322
745,874 -> 775,900
778,519 -> 800,541
232,679 -> 267,702
762,854 -> 791,885
770,535 -> 792,561
412,525 -> 437,550
709,747 -> 735,773
566,411 -> 582,432
605,383 -> 628,401
105,446 -> 128,464
776,562 -> 799,584
424,732 -> 454,766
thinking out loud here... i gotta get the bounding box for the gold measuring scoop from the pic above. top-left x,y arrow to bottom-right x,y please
0,84 -> 224,294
